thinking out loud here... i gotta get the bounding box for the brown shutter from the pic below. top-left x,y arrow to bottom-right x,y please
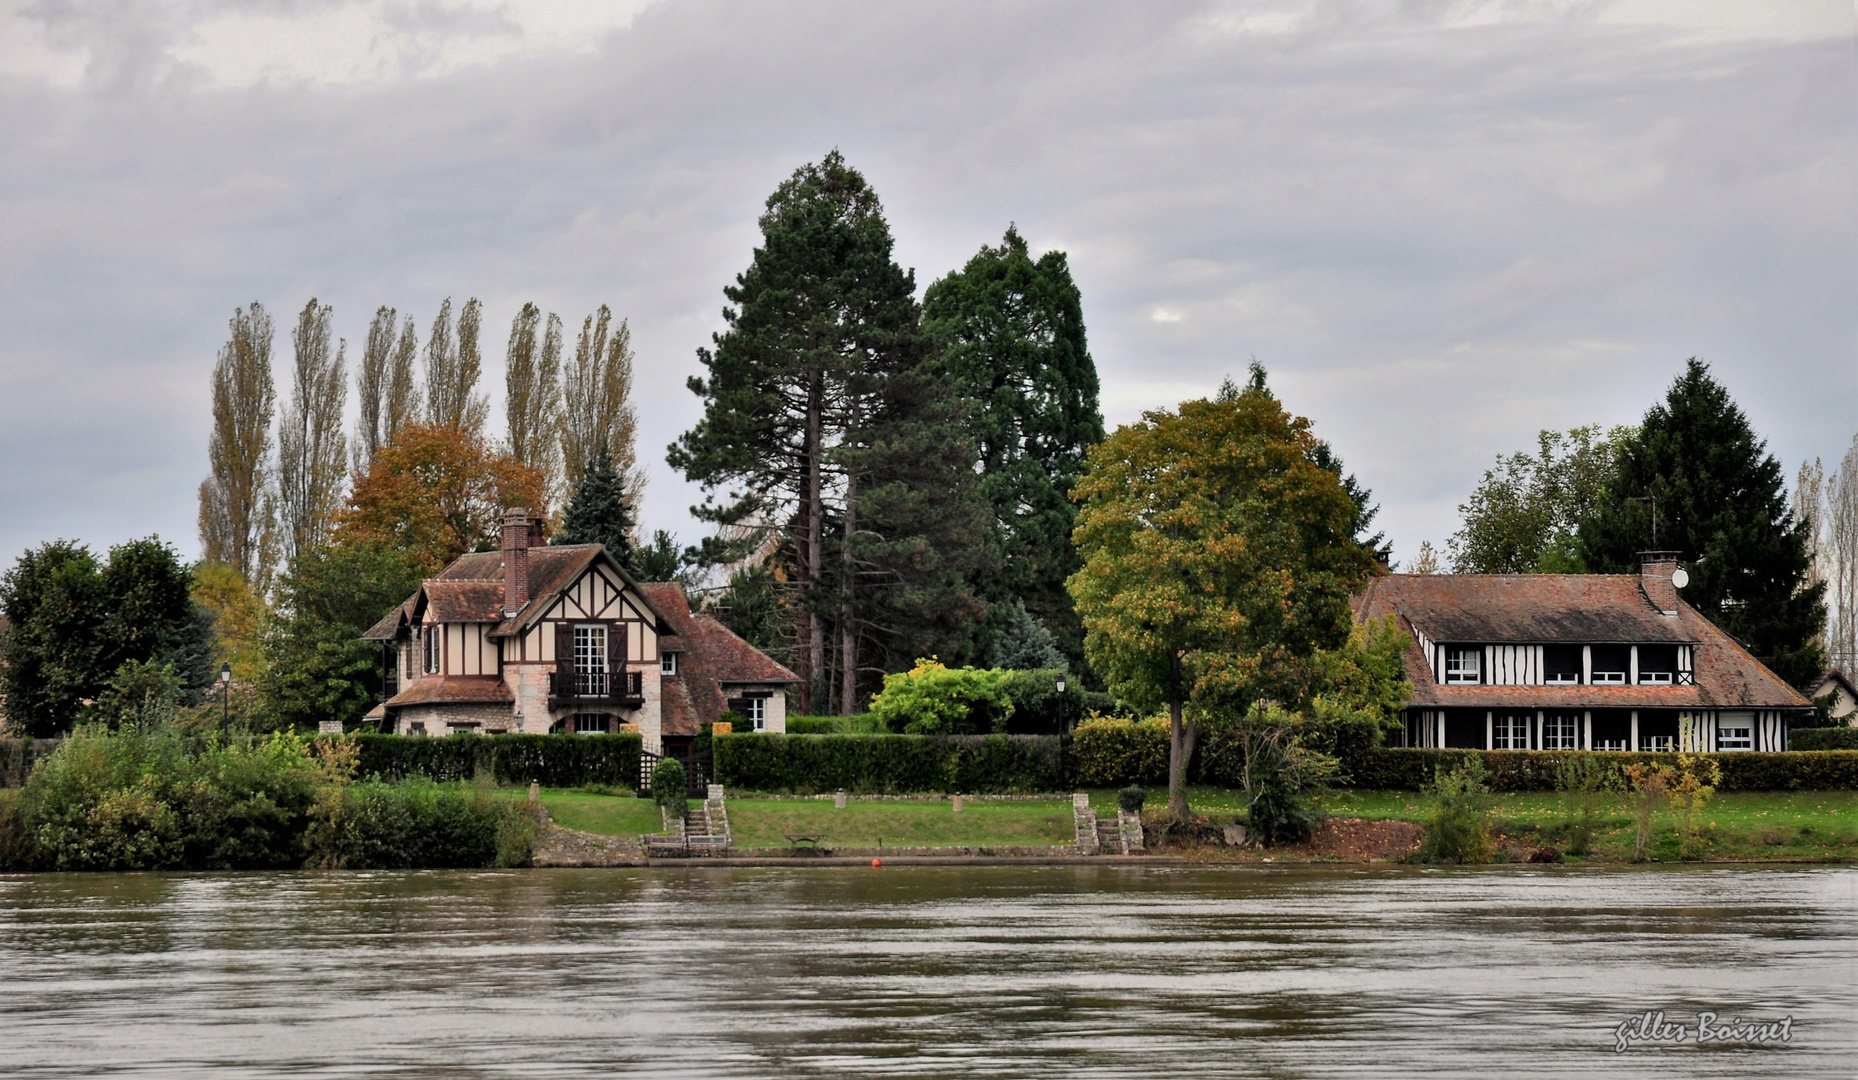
555,623 -> 573,689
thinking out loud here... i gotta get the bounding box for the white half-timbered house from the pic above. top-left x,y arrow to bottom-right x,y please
362,511 -> 797,752
1353,553 -> 1813,752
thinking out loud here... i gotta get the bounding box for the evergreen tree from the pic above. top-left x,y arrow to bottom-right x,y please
1580,359 -> 1827,687
988,600 -> 1067,671
555,448 -> 638,571
633,530 -> 694,584
922,226 -> 1103,669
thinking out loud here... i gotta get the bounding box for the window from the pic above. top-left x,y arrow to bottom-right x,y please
1638,644 -> 1677,685
1590,644 -> 1629,685
1717,725 -> 1752,751
1444,648 -> 1481,685
1493,713 -> 1530,750
661,652 -> 679,676
409,722 -> 427,737
1543,713 -> 1579,750
422,628 -> 439,675
573,625 -> 607,697
743,697 -> 767,732
1594,739 -> 1629,751
1543,644 -> 1582,685
573,713 -> 609,734
1643,735 -> 1675,752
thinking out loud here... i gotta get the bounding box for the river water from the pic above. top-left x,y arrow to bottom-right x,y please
0,865 -> 1852,1078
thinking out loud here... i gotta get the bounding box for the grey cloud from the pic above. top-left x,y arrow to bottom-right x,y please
0,0 -> 1850,572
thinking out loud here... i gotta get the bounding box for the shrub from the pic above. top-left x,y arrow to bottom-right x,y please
1555,753 -> 1620,856
1419,758 -> 1492,864
994,669 -> 1128,734
1789,727 -> 1858,751
785,715 -> 887,735
304,776 -> 535,869
867,659 -> 1012,735
1623,761 -> 1672,862
1348,748 -> 1858,792
1070,715 -> 1169,787
1670,754 -> 1721,859
652,758 -> 688,818
1227,704 -> 1339,846
713,733 -> 1062,794
0,788 -> 25,869
330,733 -> 643,788
1117,786 -> 1148,815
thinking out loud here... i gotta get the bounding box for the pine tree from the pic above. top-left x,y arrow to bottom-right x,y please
922,225 -> 1104,670
198,303 -> 278,586
1581,359 -> 1827,688
277,298 -> 348,567
988,600 -> 1067,671
555,447 -> 639,571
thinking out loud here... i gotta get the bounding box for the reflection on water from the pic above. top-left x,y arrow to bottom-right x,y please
0,865 -> 1852,1078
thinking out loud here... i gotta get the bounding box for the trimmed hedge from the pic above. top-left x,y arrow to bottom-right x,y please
1791,727 -> 1858,751
714,733 -> 1062,793
325,733 -> 643,788
1351,748 -> 1858,792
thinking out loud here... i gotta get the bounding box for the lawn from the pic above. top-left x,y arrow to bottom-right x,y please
539,789 -> 666,837
725,798 -> 1075,850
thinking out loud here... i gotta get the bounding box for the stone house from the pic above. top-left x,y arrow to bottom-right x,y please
362,510 -> 796,753
1354,553 -> 1814,752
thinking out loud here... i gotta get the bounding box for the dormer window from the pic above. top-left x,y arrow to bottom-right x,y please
1591,644 -> 1630,686
1638,644 -> 1677,685
1543,644 -> 1581,685
1444,647 -> 1481,685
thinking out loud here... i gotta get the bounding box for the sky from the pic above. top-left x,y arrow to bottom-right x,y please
1,0 -> 1853,574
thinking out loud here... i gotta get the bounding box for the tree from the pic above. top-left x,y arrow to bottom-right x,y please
505,303 -> 563,497
336,422 -> 547,575
1448,425 -> 1629,573
1580,360 -> 1826,688
384,315 -> 419,447
1068,385 -> 1378,819
562,305 -> 643,498
191,560 -> 268,684
423,297 -> 488,436
988,600 -> 1068,671
922,225 -> 1104,668
198,303 -> 277,586
1826,437 -> 1858,672
353,306 -> 401,473
1408,541 -> 1441,574
276,298 -> 349,567
0,537 -> 203,736
554,447 -> 638,571
260,541 -> 423,731
634,530 -> 697,585
671,151 -> 985,714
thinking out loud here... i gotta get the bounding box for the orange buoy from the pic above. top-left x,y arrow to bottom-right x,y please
871,858 -> 882,867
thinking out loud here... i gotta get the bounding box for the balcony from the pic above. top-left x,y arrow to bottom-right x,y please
549,669 -> 644,708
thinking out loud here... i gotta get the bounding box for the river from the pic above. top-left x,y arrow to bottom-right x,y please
0,865 -> 1852,1077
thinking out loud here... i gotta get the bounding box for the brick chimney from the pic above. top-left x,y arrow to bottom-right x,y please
502,509 -> 532,617
1639,551 -> 1680,616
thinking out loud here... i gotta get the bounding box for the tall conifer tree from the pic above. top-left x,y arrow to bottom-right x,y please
1581,359 -> 1827,687
554,447 -> 638,572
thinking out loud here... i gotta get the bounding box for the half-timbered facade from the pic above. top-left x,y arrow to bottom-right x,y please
362,510 -> 797,751
1353,553 -> 1813,752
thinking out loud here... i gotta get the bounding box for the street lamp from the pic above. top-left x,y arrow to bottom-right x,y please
220,662 -> 232,734
1055,672 -> 1068,790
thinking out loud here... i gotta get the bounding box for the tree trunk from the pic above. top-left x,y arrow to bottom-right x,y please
806,371 -> 825,714
840,465 -> 858,715
1167,697 -> 1194,820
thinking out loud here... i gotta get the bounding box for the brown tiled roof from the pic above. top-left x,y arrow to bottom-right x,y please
1356,574 -> 1810,711
385,675 -> 514,708
423,580 -> 506,623
638,583 -> 797,728
366,542 -> 672,641
362,598 -> 414,641
659,676 -> 700,738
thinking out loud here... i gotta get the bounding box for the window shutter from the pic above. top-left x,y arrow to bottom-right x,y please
555,623 -> 573,679
608,623 -> 623,677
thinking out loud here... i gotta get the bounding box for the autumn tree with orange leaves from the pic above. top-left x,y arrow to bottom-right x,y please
337,422 -> 545,574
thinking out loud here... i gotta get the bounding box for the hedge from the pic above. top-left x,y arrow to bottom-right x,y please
1351,748 -> 1858,792
1791,727 -> 1858,751
323,733 -> 643,788
713,733 -> 1062,793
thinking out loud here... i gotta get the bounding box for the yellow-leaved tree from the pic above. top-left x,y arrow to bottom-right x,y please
1067,370 -> 1380,820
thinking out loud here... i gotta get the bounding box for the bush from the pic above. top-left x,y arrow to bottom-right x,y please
330,733 -> 643,788
714,733 -> 1062,794
1071,715 -> 1170,787
785,715 -> 887,735
994,669 -> 1128,735
304,776 -> 535,869
652,758 -> 688,818
1555,752 -> 1619,856
1419,758 -> 1492,864
1117,786 -> 1148,815
0,788 -> 25,869
867,660 -> 1013,735
1347,748 -> 1858,792
1791,727 -> 1858,751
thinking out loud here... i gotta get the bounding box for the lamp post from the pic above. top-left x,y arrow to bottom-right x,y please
1055,672 -> 1067,790
220,662 -> 232,734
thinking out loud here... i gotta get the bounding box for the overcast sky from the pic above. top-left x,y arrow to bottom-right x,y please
1,0 -> 1852,574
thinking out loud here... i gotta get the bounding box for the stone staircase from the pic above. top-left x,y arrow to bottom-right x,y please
1073,793 -> 1100,855
689,785 -> 731,855
1072,794 -> 1146,856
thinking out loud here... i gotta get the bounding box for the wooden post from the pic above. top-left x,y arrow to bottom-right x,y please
1630,711 -> 1638,752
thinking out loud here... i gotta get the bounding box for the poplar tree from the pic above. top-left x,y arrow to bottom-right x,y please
424,297 -> 488,436
277,298 -> 348,567
1580,359 -> 1827,688
198,302 -> 277,585
353,306 -> 398,473
561,305 -> 642,497
506,303 -> 563,498
383,316 -> 419,446
923,225 -> 1104,668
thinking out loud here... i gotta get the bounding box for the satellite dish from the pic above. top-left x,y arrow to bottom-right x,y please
1671,567 -> 1689,589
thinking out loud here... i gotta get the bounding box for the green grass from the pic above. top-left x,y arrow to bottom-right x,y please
728,798 -> 1074,849
539,789 -> 666,836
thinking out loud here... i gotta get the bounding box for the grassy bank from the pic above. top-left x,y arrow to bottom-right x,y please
538,789 -> 664,837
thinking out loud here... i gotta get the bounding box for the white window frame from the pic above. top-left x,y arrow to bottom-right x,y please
1545,672 -> 1580,686
661,651 -> 679,676
744,696 -> 767,732
1638,671 -> 1673,686
573,625 -> 608,697
1591,670 -> 1627,685
1643,735 -> 1676,752
1543,714 -> 1579,750
1444,648 -> 1481,685
422,627 -> 439,675
1716,725 -> 1753,751
573,712 -> 609,735
1493,713 -> 1530,750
